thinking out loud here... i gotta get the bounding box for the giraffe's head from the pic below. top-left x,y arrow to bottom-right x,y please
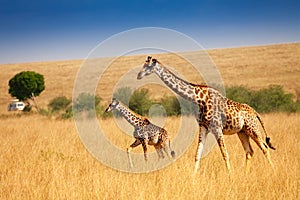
105,98 -> 119,112
137,56 -> 158,79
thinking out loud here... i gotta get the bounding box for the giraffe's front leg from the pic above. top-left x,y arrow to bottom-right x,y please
194,126 -> 208,175
215,130 -> 231,173
141,140 -> 148,162
127,139 -> 141,168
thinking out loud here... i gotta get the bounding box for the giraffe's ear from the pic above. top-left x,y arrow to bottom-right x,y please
144,118 -> 150,125
146,56 -> 152,62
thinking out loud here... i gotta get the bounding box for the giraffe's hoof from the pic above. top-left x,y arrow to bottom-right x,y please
171,151 -> 175,158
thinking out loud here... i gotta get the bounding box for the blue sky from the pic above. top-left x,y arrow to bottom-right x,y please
0,0 -> 299,64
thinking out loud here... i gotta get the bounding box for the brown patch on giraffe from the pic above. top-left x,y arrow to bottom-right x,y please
187,90 -> 193,94
207,104 -> 212,111
169,79 -> 176,85
179,82 -> 185,87
201,88 -> 208,94
144,118 -> 150,125
166,74 -> 171,79
199,92 -> 204,99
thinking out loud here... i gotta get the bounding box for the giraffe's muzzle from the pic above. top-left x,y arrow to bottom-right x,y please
137,71 -> 144,80
105,107 -> 111,112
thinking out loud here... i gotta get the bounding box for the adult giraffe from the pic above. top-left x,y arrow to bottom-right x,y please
137,56 -> 275,174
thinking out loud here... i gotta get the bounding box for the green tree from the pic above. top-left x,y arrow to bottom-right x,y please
8,71 -> 45,111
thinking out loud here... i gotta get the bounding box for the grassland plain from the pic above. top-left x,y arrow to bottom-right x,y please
0,43 -> 299,114
0,113 -> 299,199
0,43 -> 299,199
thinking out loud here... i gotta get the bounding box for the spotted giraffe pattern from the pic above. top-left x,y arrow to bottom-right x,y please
105,98 -> 175,167
137,56 -> 275,174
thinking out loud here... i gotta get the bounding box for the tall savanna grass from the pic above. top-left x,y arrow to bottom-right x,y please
0,113 -> 299,199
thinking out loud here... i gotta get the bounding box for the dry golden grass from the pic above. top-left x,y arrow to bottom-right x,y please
0,43 -> 299,199
0,113 -> 299,199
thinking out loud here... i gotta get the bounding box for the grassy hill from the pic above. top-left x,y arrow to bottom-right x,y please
0,42 -> 299,113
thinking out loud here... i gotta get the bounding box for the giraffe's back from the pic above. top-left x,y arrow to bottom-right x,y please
135,123 -> 164,141
223,99 -> 261,135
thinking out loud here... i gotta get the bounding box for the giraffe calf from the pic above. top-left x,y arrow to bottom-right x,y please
105,98 -> 175,168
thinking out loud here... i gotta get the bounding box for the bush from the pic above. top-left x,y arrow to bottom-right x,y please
61,107 -> 73,119
160,95 -> 181,116
113,87 -> 132,104
178,96 -> 197,116
68,85 -> 298,119
111,87 -> 133,117
159,95 -> 197,116
73,93 -> 101,112
39,108 -> 51,116
226,85 -> 299,113
253,85 -> 297,113
113,87 -> 197,117
225,86 -> 253,105
129,88 -> 153,116
48,96 -> 71,112
71,93 -> 105,119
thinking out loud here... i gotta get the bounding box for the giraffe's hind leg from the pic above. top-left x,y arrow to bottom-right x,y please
162,142 -> 173,159
141,140 -> 148,162
158,139 -> 173,159
237,131 -> 254,173
247,126 -> 274,168
154,144 -> 165,160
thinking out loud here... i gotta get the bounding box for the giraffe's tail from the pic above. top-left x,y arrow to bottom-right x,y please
256,112 -> 276,150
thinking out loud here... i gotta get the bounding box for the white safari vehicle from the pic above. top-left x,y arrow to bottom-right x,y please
8,99 -> 25,111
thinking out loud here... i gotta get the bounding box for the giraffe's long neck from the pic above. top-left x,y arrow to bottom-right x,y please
153,63 -> 198,103
116,102 -> 147,127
